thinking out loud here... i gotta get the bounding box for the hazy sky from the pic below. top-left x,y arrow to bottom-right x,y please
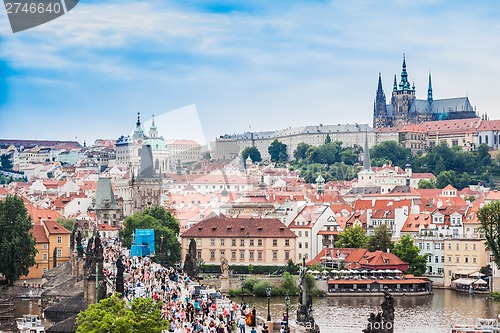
1,0 -> 500,145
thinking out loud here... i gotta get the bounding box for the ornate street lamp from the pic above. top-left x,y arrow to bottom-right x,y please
266,285 -> 272,321
240,275 -> 245,305
284,294 -> 290,333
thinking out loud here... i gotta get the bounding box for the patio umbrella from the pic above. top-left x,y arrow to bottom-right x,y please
469,272 -> 485,278
473,278 -> 488,285
322,270 -> 329,274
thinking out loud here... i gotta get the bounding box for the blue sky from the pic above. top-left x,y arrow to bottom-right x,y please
1,0 -> 500,145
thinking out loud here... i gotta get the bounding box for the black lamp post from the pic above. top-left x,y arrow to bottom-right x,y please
240,275 -> 245,305
284,294 -> 290,333
266,285 -> 272,321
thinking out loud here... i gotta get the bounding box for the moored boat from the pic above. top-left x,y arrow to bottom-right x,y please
16,314 -> 45,333
449,318 -> 500,333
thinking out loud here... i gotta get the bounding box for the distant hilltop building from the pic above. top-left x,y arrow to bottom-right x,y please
215,124 -> 398,161
373,55 -> 477,128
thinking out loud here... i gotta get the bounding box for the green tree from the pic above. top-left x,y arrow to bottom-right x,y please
268,139 -> 288,162
0,195 -> 37,285
434,157 -> 446,175
121,206 -> 181,265
477,144 -> 492,168
366,224 -> 394,252
1,154 -> 12,169
324,134 -> 332,144
281,271 -> 299,295
436,170 -> 456,189
340,148 -> 358,165
293,143 -> 312,161
369,141 -> 410,167
335,225 -> 368,248
241,146 -> 262,163
283,259 -> 300,275
392,234 -> 428,276
76,294 -> 169,333
458,172 -> 472,190
478,201 -> 500,270
55,217 -> 76,231
417,179 -> 435,189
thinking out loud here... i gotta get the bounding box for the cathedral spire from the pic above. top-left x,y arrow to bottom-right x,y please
133,112 -> 145,139
399,54 -> 411,90
393,74 -> 397,91
377,72 -> 383,93
363,131 -> 371,171
149,114 -> 158,138
427,72 -> 433,103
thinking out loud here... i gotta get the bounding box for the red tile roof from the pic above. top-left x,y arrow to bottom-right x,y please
44,220 -> 71,234
32,224 -> 49,243
181,216 -> 296,238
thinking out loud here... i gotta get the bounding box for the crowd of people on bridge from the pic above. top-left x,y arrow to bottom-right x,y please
100,237 -> 273,333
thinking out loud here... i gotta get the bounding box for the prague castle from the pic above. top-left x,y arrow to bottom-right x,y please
373,55 -> 477,128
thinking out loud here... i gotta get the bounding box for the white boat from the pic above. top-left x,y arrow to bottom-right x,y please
16,314 -> 45,333
450,318 -> 500,333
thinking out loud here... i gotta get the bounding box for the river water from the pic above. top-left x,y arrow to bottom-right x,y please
249,289 -> 500,333
11,289 -> 500,333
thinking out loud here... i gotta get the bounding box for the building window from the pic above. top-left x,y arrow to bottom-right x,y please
258,251 -> 263,260
435,256 -> 439,263
220,239 -> 225,246
273,251 -> 278,260
240,239 -> 245,247
249,239 -> 254,246
232,251 -> 236,260
43,244 -> 48,250
285,239 -> 290,247
448,256 -> 451,263
473,244 -> 477,251
299,242 -> 302,249
465,257 -> 469,263
305,242 -> 309,249
210,238 -> 215,246
285,251 -> 290,260
473,257 -> 477,264
441,256 -> 445,263
299,253 -> 302,259
456,256 -> 460,263
273,239 -> 278,247
197,239 -> 202,247
232,239 -> 236,247
240,251 -> 245,260
43,253 -> 48,261
465,244 -> 468,251
448,243 -> 451,250
456,244 -> 460,251
220,251 -> 225,259
258,239 -> 263,246
249,251 -> 254,260
57,236 -> 62,244
210,251 -> 215,260
57,248 -> 62,258
197,251 -> 202,259
305,231 -> 308,237
426,243 -> 430,250
298,231 -> 302,237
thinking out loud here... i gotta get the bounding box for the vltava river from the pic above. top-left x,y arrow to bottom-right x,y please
12,289 -> 500,333
250,289 -> 500,333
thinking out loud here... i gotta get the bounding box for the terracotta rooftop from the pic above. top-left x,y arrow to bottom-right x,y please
181,216 -> 296,238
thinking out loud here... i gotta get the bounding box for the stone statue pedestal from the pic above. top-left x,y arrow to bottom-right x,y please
220,276 -> 230,294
